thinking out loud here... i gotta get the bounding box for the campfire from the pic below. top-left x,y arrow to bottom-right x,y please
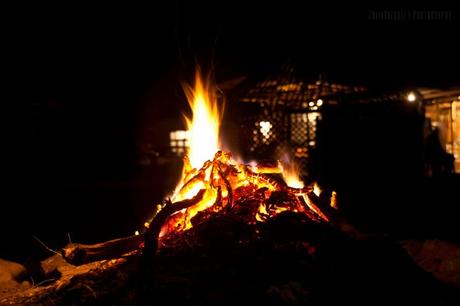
144,71 -> 333,254
56,70 -> 335,267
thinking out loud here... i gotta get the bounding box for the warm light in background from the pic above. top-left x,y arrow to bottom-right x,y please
424,98 -> 460,173
407,92 -> 416,102
259,121 -> 272,137
170,130 -> 190,155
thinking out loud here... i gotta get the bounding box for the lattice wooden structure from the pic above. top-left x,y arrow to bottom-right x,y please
234,65 -> 367,176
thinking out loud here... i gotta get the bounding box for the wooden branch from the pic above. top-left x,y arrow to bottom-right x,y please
61,190 -> 205,265
218,168 -> 233,211
62,234 -> 144,266
303,191 -> 335,223
143,189 -> 206,257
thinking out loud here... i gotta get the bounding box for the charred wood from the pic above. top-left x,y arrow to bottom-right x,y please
143,189 -> 206,257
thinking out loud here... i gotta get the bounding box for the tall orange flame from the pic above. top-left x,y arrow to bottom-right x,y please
279,155 -> 304,188
182,71 -> 222,169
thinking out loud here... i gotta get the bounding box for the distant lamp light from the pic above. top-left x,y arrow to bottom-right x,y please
316,99 -> 323,106
308,101 -> 315,107
407,92 -> 416,102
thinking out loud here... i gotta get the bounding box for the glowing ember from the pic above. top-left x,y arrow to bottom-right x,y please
156,71 -> 332,241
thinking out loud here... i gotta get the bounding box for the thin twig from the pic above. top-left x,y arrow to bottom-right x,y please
83,284 -> 98,299
144,189 -> 206,255
33,235 -> 61,256
34,278 -> 57,287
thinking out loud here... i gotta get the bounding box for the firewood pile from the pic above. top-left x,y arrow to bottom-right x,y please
1,204 -> 456,305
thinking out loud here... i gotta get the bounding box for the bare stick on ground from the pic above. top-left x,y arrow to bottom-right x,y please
62,234 -> 145,266
61,189 -> 206,265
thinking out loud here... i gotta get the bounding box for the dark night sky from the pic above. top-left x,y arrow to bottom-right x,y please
2,2 -> 459,179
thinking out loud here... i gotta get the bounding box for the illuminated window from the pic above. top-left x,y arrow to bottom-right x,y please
290,112 -> 321,148
453,101 -> 460,172
259,121 -> 273,144
290,114 -> 308,144
425,100 -> 460,173
307,112 -> 321,143
170,130 -> 190,155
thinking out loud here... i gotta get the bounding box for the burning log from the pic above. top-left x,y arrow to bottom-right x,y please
301,192 -> 331,222
143,189 -> 206,257
218,167 -> 233,210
